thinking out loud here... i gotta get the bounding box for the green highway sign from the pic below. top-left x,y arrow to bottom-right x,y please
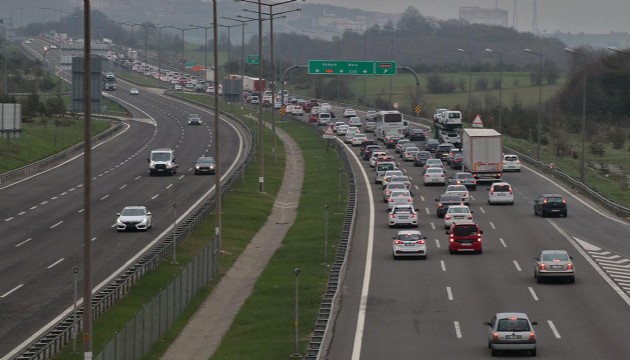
308,60 -> 375,75
374,61 -> 397,75
308,60 -> 397,76
247,54 -> 260,64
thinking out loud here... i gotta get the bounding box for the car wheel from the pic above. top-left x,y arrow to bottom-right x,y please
541,210 -> 547,218
531,348 -> 537,356
388,224 -> 394,228
537,276 -> 543,284
563,211 -> 568,217
569,276 -> 575,284
449,249 -> 455,254
393,254 -> 398,260
491,348 -> 498,356
476,249 -> 483,254
422,255 -> 427,260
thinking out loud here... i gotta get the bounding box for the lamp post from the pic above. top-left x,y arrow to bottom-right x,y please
457,48 -> 473,123
170,26 -> 194,74
291,268 -> 301,358
350,28 -> 368,103
385,25 -> 394,107
135,24 -> 151,72
222,16 -> 255,102
218,23 -> 241,74
244,6 -> 301,162
127,23 -> 140,47
325,29 -> 342,100
523,49 -> 543,161
189,24 -> 213,84
564,47 -> 587,182
211,0 -> 222,253
485,48 -> 503,132
151,25 -> 169,81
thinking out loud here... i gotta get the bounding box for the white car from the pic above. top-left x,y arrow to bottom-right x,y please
320,103 -> 332,112
369,151 -> 388,167
336,125 -> 349,136
351,133 -> 368,146
387,189 -> 413,210
443,205 -> 473,229
503,154 -> 522,172
348,116 -> 362,127
173,84 -> 183,91
129,88 -> 139,95
343,108 -> 357,118
388,204 -> 418,228
389,176 -> 412,193
333,121 -> 346,132
445,184 -> 470,205
392,230 -> 427,260
116,206 -> 152,232
290,106 -> 304,116
423,167 -> 446,185
250,96 -> 260,105
488,182 -> 514,205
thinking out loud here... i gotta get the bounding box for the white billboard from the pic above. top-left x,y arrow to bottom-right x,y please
0,103 -> 22,139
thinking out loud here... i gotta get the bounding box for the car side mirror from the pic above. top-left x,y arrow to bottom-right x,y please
435,199 -> 439,202
392,236 -> 396,239
483,321 -> 491,326
445,231 -> 450,235
470,211 -> 474,213
147,158 -> 150,162
147,212 -> 152,216
531,321 -> 538,326
116,213 -> 120,216
479,230 -> 484,234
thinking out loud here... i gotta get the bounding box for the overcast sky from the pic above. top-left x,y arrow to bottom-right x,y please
308,0 -> 630,34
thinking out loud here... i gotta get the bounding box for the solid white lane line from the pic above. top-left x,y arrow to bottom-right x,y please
50,221 -> 63,229
454,321 -> 462,338
528,287 -> 539,301
499,237 -> 507,247
1,284 -> 24,298
513,260 -> 522,272
446,287 -> 453,300
547,320 -> 561,338
47,258 -> 64,269
441,260 -> 446,271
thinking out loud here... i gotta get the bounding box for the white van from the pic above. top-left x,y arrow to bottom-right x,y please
148,148 -> 177,176
375,162 -> 397,184
440,110 -> 463,125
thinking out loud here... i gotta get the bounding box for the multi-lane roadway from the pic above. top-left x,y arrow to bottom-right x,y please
312,107 -> 630,359
0,42 -> 252,358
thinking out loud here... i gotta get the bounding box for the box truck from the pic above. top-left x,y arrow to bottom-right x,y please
461,128 -> 503,182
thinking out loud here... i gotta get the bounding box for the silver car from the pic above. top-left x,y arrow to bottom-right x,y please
388,204 -> 418,228
392,230 -> 427,259
382,182 -> 408,202
381,170 -> 404,188
116,206 -> 152,232
387,189 -> 413,210
534,250 -> 575,283
484,312 -> 538,357
445,184 -> 470,205
402,146 -> 420,161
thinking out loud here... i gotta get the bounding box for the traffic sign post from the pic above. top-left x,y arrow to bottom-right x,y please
247,55 -> 260,64
308,60 -> 398,76
322,125 -> 335,139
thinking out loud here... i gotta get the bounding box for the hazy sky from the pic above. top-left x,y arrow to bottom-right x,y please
309,0 -> 630,34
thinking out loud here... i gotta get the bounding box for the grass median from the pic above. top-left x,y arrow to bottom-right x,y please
54,101 -> 348,359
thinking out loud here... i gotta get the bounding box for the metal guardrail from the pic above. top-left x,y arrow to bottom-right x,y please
12,109 -> 255,359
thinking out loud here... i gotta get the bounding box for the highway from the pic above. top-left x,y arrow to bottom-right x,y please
311,107 -> 630,359
0,41 -> 252,358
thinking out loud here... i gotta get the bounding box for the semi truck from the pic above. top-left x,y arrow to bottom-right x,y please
461,128 -> 503,182
432,110 -> 463,147
102,72 -> 117,91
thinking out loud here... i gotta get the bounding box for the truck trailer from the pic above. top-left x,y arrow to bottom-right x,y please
461,128 -> 503,182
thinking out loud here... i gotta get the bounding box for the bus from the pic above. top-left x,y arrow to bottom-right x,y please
375,110 -> 407,141
103,72 -> 117,91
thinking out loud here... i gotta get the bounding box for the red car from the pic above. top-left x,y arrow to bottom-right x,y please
308,113 -> 318,123
446,222 -> 483,254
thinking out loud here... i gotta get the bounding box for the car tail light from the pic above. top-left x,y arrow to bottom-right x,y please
407,198 -> 412,202
440,173 -> 445,177
411,213 -> 417,218
562,198 -> 566,203
543,198 -> 548,204
528,332 -> 536,341
390,214 -> 395,218
394,239 -> 404,245
438,203 -> 444,208
389,198 -> 394,203
489,190 -> 494,195
539,263 -> 546,270
467,214 -> 473,220
509,189 -> 513,195
416,240 -> 425,244
567,263 -> 573,270
492,332 -> 500,341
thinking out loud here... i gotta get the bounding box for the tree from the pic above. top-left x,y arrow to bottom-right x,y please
544,59 -> 560,84
397,6 -> 433,35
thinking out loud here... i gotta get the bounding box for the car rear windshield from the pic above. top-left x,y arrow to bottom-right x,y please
542,253 -> 569,261
453,225 -> 479,236
497,319 -> 530,332
493,185 -> 511,192
457,174 -> 474,179
378,163 -> 395,171
505,155 -> 519,161
398,233 -> 421,241
546,197 -> 564,203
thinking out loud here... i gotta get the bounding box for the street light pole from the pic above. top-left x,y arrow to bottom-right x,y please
564,47 -> 587,182
523,49 -> 543,161
222,16 -> 254,102
291,268 -> 301,358
190,25 -> 212,84
485,48 -> 503,132
212,0 -> 222,253
457,48 -> 473,123
325,29 -> 342,99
